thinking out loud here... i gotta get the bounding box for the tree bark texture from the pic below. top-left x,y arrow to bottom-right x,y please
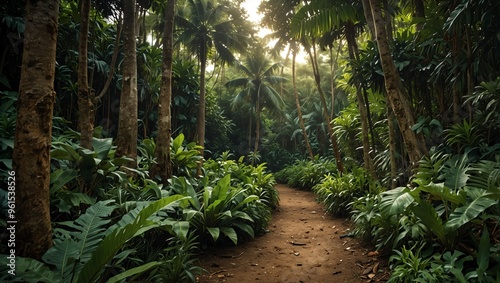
78,0 -> 94,150
367,0 -> 427,167
152,0 -> 175,184
116,0 -> 138,167
13,0 -> 60,260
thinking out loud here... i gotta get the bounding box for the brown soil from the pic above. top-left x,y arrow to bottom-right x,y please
196,184 -> 388,283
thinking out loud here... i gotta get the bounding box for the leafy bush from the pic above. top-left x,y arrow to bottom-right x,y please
184,174 -> 258,245
0,195 -> 191,283
313,167 -> 374,217
275,157 -> 337,189
387,244 -> 451,283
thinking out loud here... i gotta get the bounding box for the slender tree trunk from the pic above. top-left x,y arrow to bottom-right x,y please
78,0 -> 93,149
293,49 -> 314,160
413,0 -> 425,31
116,0 -> 138,167
303,39 -> 344,173
197,41 -> 207,151
367,0 -> 427,167
253,90 -> 261,158
151,0 -> 175,184
387,95 -> 397,189
13,0 -> 60,260
248,109 -> 253,153
345,24 -> 375,177
96,16 -> 123,102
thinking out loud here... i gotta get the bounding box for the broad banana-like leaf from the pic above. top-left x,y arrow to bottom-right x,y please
379,187 -> 416,217
444,189 -> 497,232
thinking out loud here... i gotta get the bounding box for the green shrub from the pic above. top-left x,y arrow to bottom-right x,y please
275,157 -> 337,189
313,167 -> 374,217
387,244 -> 451,283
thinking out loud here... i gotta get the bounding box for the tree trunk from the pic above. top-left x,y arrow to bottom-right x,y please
116,0 -> 138,167
253,90 -> 261,159
151,0 -> 175,184
413,0 -> 425,31
345,23 -> 375,178
96,16 -> 123,102
197,40 -> 207,151
13,0 -> 60,260
387,95 -> 397,189
367,0 -> 427,167
78,0 -> 93,149
303,39 -> 344,173
293,49 -> 314,160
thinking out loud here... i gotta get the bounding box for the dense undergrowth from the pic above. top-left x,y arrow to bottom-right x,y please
0,130 -> 278,282
276,78 -> 500,282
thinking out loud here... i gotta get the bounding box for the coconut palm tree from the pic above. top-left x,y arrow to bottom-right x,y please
226,46 -> 286,160
175,0 -> 248,152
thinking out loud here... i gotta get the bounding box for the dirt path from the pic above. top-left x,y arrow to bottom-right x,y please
197,184 -> 387,283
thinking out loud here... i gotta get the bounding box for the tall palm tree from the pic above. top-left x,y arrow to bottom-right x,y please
226,47 -> 286,158
175,0 -> 248,152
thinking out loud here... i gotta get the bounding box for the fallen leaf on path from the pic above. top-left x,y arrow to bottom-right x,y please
362,266 -> 373,275
367,251 -> 379,257
290,241 -> 307,246
372,262 -> 379,273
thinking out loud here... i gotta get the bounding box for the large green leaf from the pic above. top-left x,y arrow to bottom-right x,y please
417,181 -> 466,205
50,168 -> 79,193
76,195 -> 184,283
379,187 -> 416,217
411,200 -> 448,247
91,138 -> 113,160
220,227 -> 238,245
207,227 -> 220,242
106,261 -> 163,283
444,189 -> 497,232
443,155 -> 470,190
43,200 -> 116,279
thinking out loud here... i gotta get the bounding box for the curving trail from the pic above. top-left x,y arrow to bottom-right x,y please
197,184 -> 386,283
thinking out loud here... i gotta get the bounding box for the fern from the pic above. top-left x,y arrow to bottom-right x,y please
42,200 -> 116,280
76,195 -> 185,283
0,256 -> 61,282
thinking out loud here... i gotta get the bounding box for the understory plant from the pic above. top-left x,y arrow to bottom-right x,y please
0,195 -> 198,283
274,157 -> 337,189
313,167 -> 377,216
